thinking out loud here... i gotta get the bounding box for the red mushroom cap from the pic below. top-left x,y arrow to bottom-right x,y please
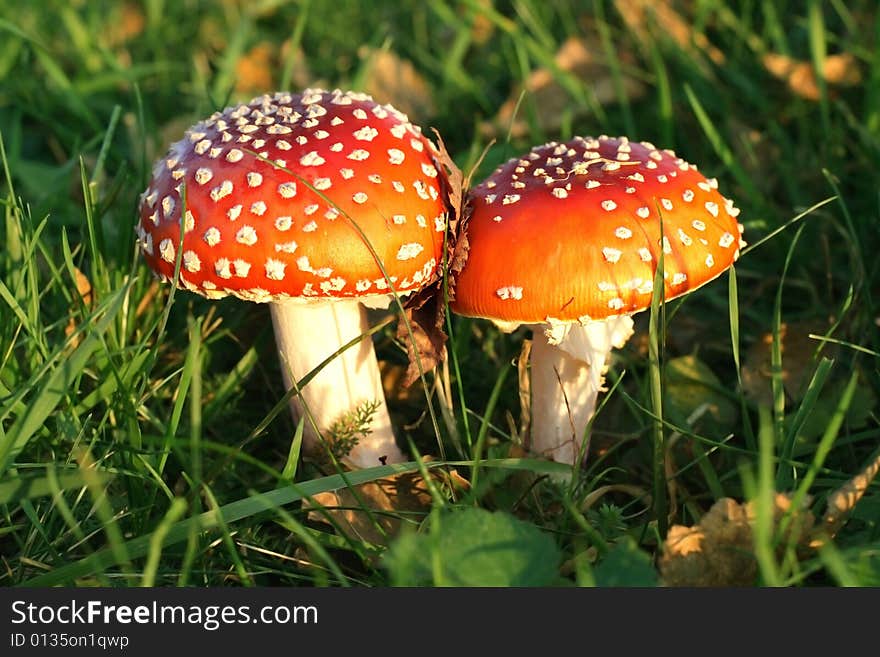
137,89 -> 448,302
451,135 -> 745,324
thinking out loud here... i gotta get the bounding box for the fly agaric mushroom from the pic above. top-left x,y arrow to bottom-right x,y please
137,89 -> 449,468
451,135 -> 745,465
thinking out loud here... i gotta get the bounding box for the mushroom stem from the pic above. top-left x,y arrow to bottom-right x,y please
528,316 -> 635,466
269,298 -> 404,469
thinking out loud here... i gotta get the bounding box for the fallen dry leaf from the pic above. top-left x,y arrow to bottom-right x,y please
614,0 -> 725,65
64,266 -> 94,347
480,35 -> 646,140
741,320 -> 833,406
660,494 -> 815,586
661,453 -> 880,585
360,48 -> 436,124
104,2 -> 145,47
396,131 -> 464,387
763,52 -> 862,101
235,42 -> 276,94
235,40 -> 311,95
305,462 -> 469,546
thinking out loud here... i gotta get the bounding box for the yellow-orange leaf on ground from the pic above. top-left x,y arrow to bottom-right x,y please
305,462 -> 469,546
480,36 -> 645,140
659,494 -> 815,586
741,320 -> 832,406
360,48 -> 436,124
615,0 -> 725,65
763,52 -> 862,101
235,41 -> 311,96
64,267 -> 94,347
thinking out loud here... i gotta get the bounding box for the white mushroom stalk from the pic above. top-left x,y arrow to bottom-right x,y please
527,316 -> 634,464
270,297 -> 403,468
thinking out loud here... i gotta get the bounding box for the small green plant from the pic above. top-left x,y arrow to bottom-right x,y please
327,399 -> 382,462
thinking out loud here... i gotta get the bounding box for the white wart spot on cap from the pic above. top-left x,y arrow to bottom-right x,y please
608,297 -> 625,310
705,254 -> 715,268
677,228 -> 692,246
601,200 -> 617,212
275,216 -> 292,231
226,204 -> 242,221
225,149 -> 244,163
719,232 -> 735,248
672,272 -> 687,285
236,225 -> 258,245
502,194 -> 520,205
204,227 -> 221,246
303,204 -> 319,216
250,201 -> 267,216
602,247 -> 622,263
232,259 -> 251,277
348,149 -> 370,161
300,151 -> 325,167
210,180 -> 233,201
682,189 -> 695,202
421,163 -> 438,178
496,286 -> 523,300
313,178 -> 331,190
615,226 -> 632,239
162,196 -> 176,218
388,149 -> 405,165
352,192 -> 368,204
396,242 -> 424,261
247,172 -> 263,188
353,126 -> 379,141
275,240 -> 298,253
195,168 -> 213,185
183,251 -> 200,273
661,198 -> 673,211
552,188 -> 568,199
705,201 -> 719,217
277,182 -> 297,198
638,247 -> 652,262
692,220 -> 706,231
159,238 -> 175,263
265,258 -> 286,280
215,258 -> 232,279
636,206 -> 650,219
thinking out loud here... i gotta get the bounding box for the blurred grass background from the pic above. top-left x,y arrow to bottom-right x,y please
0,0 -> 878,586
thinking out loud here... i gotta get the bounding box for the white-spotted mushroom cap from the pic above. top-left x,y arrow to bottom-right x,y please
451,135 -> 745,324
136,89 -> 449,303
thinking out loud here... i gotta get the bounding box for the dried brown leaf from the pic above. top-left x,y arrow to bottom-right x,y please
396,131 -> 465,387
305,462 -> 468,546
741,320 -> 832,406
64,267 -> 94,347
361,48 -> 436,123
480,36 -> 646,140
615,0 -> 725,65
660,494 -> 815,586
764,52 -> 862,101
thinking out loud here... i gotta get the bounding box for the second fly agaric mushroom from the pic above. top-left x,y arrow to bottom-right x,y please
451,135 -> 745,465
137,89 -> 449,468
